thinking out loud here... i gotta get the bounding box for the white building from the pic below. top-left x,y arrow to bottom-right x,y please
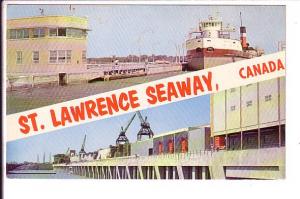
211,77 -> 285,150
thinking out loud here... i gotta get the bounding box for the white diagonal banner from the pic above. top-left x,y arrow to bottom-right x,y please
6,51 -> 285,142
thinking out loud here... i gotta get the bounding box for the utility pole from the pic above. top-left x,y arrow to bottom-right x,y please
178,44 -> 182,63
43,152 -> 45,163
182,43 -> 185,62
175,44 -> 178,63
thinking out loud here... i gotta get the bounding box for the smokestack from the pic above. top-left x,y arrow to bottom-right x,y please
240,12 -> 247,49
240,26 -> 247,49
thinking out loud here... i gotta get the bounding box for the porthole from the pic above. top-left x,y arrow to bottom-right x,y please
207,47 -> 214,51
196,48 -> 202,52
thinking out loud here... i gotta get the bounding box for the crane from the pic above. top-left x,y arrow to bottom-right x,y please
65,147 -> 70,155
79,134 -> 86,155
64,147 -> 70,164
136,111 -> 154,141
116,113 -> 136,145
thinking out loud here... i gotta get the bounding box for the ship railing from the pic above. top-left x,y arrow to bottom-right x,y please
87,63 -> 146,70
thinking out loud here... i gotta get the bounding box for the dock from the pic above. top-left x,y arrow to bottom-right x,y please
7,62 -> 182,89
54,147 -> 285,179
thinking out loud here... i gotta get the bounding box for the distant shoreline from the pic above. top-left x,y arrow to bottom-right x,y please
8,171 -> 56,175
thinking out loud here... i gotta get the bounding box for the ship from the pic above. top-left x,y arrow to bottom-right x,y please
184,13 -> 264,71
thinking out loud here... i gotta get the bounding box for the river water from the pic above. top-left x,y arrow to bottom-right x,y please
7,169 -> 86,179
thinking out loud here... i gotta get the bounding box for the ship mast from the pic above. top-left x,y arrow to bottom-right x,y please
239,12 -> 248,49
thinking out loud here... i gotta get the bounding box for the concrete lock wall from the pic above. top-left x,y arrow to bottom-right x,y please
131,139 -> 153,157
188,127 -> 210,152
6,71 -> 106,89
33,75 -> 59,85
147,64 -> 182,74
54,147 -> 285,180
7,74 -> 59,89
67,72 -> 102,83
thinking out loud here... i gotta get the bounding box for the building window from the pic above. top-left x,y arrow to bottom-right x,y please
230,105 -> 236,111
48,28 -> 86,38
49,28 -> 57,37
66,28 -> 86,38
8,29 -> 17,39
33,28 -> 45,38
9,29 -> 29,39
265,94 -> 272,102
66,29 -> 72,37
82,50 -> 86,63
16,51 -> 22,64
23,29 -> 29,38
246,100 -> 253,107
58,50 -> 66,63
58,28 -> 66,36
16,30 -> 23,39
49,51 -> 57,63
73,29 -> 82,37
49,50 -> 71,64
66,50 -> 72,63
32,51 -> 39,63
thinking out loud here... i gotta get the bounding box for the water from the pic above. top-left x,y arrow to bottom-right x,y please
7,169 -> 86,179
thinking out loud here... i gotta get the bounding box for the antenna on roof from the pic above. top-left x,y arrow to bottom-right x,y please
240,12 -> 243,27
39,8 -> 44,16
215,11 -> 220,19
69,5 -> 76,15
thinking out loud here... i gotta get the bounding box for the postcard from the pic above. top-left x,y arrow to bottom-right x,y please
3,1 -> 294,199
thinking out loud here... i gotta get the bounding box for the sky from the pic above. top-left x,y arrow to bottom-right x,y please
7,95 -> 210,163
7,5 -> 285,57
6,4 -> 285,163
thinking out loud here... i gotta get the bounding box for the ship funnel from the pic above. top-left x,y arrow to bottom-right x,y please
240,12 -> 247,49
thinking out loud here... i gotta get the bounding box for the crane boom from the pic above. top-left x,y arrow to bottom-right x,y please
65,147 -> 70,155
80,134 -> 86,153
137,111 -> 145,123
124,113 -> 136,133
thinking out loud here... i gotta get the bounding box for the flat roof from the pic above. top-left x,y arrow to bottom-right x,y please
139,124 -> 211,140
7,15 -> 89,30
7,15 -> 88,21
